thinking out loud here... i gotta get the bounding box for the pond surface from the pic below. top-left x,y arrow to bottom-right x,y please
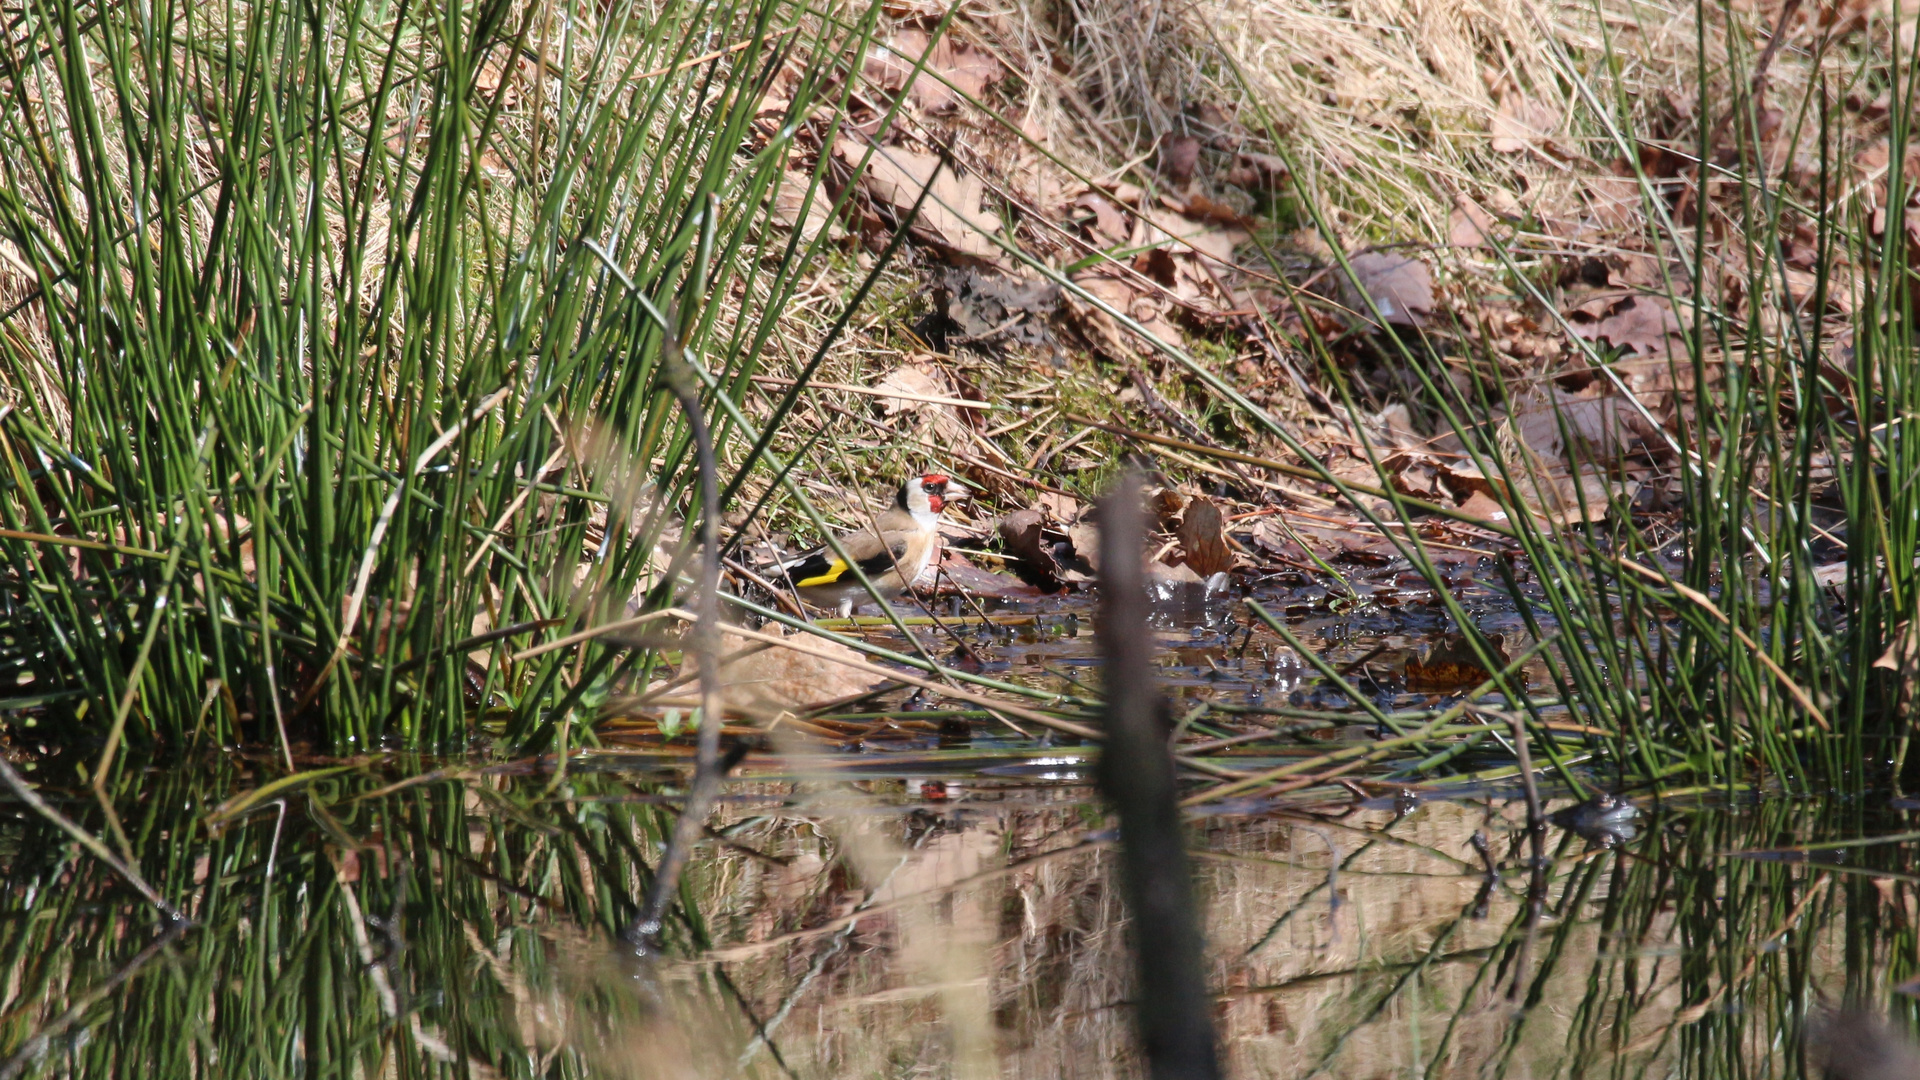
2,749 -> 1917,1078
0,575 -> 1913,1078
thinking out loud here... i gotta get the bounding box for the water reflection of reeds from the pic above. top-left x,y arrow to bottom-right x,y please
0,764 -> 1915,1077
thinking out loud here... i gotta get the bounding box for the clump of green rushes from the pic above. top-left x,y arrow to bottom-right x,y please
0,0 -> 893,757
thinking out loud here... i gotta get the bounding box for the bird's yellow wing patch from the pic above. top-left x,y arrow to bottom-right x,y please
793,559 -> 850,587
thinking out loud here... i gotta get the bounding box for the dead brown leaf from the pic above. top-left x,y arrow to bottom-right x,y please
837,138 -> 1001,264
870,360 -> 977,451
1149,488 -> 1187,530
1160,135 -> 1202,185
1139,208 -> 1243,268
1133,247 -> 1179,288
1067,519 -> 1102,573
1225,151 -> 1288,189
1074,190 -> 1130,246
1449,201 -> 1497,248
1035,491 -> 1080,522
1177,496 -> 1234,576
1588,170 -> 1643,231
1066,271 -> 1182,355
872,361 -> 950,416
1508,390 -> 1663,462
997,510 -> 1064,590
1349,252 -> 1434,327
1406,633 -> 1513,693
1490,96 -> 1564,156
865,29 -> 1004,113
770,170 -> 842,242
1456,491 -> 1511,525
1523,466 -> 1628,525
720,626 -> 887,714
1567,294 -> 1684,357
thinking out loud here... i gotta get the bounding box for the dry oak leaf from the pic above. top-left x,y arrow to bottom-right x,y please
1349,252 -> 1434,327
1587,170 -> 1643,231
872,360 -> 950,417
1136,207 -> 1244,267
770,170 -> 842,242
1567,294 -> 1684,357
871,359 -> 976,448
864,28 -> 1004,113
1226,151 -> 1289,189
1067,518 -> 1102,573
836,138 -> 1001,264
1067,271 -> 1182,354
1456,491 -> 1510,525
1124,209 -> 1247,313
1490,96 -> 1565,156
997,509 -> 1065,591
1507,390 -> 1662,462
1449,201 -> 1497,248
1524,466 -> 1630,525
1176,496 -> 1234,577
1035,491 -> 1080,523
1387,454 -> 1446,502
719,626 -> 887,715
1074,190 -> 1130,246
1160,135 -> 1203,185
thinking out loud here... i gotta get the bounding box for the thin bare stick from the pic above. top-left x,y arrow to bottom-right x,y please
623,268 -> 728,954
1097,469 -> 1222,1080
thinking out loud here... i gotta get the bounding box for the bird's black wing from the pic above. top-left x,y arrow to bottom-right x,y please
781,539 -> 909,587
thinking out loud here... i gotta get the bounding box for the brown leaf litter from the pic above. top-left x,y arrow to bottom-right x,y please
1175,496 -> 1235,577
728,0 -> 1874,619
1347,252 -> 1435,328
712,626 -> 891,718
863,26 -> 1005,114
1566,294 -> 1686,357
1406,633 -> 1516,694
835,137 -> 1003,265
770,170 -> 843,242
919,267 -> 1057,352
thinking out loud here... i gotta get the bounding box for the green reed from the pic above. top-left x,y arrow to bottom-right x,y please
0,0 -> 894,757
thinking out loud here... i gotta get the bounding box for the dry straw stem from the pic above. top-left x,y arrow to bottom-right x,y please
1198,0 -> 1824,240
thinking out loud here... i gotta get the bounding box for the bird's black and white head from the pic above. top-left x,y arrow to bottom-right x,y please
898,473 -> 968,525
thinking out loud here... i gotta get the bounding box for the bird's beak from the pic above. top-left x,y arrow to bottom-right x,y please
944,480 -> 969,502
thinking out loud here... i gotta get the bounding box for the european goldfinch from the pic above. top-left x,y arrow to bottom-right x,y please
778,473 -> 968,611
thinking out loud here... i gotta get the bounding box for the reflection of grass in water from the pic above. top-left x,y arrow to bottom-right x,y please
0,766 -> 1916,1076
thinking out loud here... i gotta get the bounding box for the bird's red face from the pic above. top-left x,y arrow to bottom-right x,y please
905,473 -> 967,516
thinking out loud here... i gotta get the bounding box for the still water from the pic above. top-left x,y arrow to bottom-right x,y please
0,753 -> 1915,1078
0,575 -> 1912,1077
